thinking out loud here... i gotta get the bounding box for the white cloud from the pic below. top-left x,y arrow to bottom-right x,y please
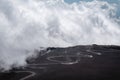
0,0 -> 120,70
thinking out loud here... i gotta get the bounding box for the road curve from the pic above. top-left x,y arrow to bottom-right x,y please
15,71 -> 36,80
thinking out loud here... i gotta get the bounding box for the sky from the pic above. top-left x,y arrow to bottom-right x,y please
65,0 -> 120,3
65,0 -> 80,3
65,0 -> 120,17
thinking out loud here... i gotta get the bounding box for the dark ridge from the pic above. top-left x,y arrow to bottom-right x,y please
46,47 -> 58,51
104,45 -> 120,50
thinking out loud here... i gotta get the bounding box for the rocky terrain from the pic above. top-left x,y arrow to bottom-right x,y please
0,44 -> 120,80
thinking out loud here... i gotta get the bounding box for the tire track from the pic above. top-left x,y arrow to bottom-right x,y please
15,71 -> 36,80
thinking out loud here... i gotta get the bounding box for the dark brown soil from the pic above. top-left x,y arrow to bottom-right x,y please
0,45 -> 120,80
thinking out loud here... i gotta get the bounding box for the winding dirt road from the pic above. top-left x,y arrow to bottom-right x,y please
14,48 -> 101,80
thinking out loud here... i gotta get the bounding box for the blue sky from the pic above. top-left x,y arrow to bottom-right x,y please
65,0 -> 120,3
64,0 -> 80,3
64,0 -> 93,3
65,0 -> 120,17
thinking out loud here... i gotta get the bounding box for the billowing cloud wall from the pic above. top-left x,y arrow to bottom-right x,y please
0,0 -> 120,71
